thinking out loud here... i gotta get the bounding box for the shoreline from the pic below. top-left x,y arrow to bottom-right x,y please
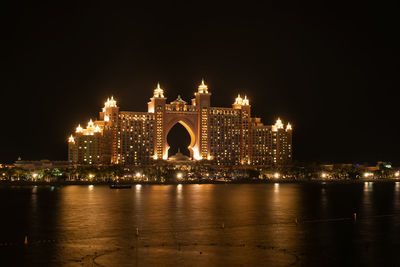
1,178 -> 400,187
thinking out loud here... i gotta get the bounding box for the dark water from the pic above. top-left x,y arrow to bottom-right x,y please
1,183 -> 400,266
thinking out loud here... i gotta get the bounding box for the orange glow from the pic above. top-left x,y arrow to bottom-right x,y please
68,135 -> 75,143
242,95 -> 249,105
76,124 -> 83,133
154,83 -> 164,98
198,79 -> 208,93
87,119 -> 94,128
104,96 -> 117,108
272,118 -> 284,131
234,94 -> 243,105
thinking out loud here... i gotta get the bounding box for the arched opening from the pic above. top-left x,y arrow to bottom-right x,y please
167,123 -> 192,158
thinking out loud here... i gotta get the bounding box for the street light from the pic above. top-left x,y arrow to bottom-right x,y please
274,172 -> 280,179
177,173 -> 183,179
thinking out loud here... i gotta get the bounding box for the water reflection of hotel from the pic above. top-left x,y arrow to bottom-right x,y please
68,81 -> 292,167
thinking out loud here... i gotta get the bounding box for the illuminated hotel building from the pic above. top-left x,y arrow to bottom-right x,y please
68,80 -> 292,166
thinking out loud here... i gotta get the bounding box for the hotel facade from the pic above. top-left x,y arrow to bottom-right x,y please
68,81 -> 292,167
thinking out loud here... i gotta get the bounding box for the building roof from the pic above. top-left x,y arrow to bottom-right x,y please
168,149 -> 191,162
171,95 -> 187,104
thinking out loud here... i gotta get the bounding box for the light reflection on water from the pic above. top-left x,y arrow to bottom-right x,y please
0,183 -> 399,266
364,181 -> 373,192
274,182 -> 279,192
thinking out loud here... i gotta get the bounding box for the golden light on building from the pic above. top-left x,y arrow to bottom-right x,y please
68,82 -> 293,166
76,124 -> 83,133
68,135 -> 75,143
104,96 -> 117,108
94,125 -> 101,133
234,94 -> 243,105
198,79 -> 208,93
242,95 -> 249,106
87,119 -> 94,128
153,83 -> 164,98
192,147 -> 202,160
272,118 -> 284,131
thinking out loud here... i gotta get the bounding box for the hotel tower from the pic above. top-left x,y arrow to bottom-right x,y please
68,81 -> 292,166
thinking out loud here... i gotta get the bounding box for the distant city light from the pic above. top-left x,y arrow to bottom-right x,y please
274,172 -> 280,179
395,171 -> 400,177
136,172 -> 141,178
177,173 -> 183,179
364,172 -> 373,178
321,173 -> 327,178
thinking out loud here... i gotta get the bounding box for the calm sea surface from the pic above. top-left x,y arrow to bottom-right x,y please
1,183 -> 400,266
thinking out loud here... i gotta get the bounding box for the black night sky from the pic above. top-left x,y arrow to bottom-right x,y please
1,2 -> 398,164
